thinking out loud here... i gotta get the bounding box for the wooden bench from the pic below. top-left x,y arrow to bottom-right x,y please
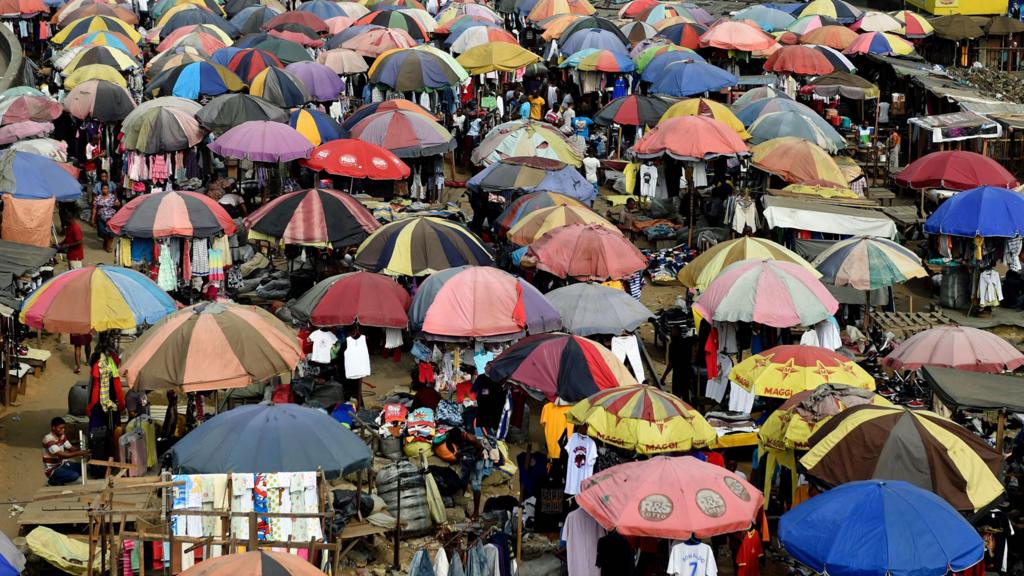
871,311 -> 949,339
881,205 -> 925,238
866,187 -> 896,207
19,347 -> 51,376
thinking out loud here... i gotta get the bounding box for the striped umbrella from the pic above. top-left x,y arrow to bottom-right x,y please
654,21 -> 705,48
488,333 -> 632,401
595,94 -> 673,127
267,23 -> 324,47
786,14 -> 837,35
227,47 -> 282,82
157,24 -> 233,53
55,1 -> 136,24
617,0 -> 657,19
694,259 -> 838,328
354,9 -> 428,41
569,385 -> 715,453
471,120 -> 582,167
298,0 -> 347,19
892,10 -> 933,38
634,44 -> 703,72
435,3 -> 500,30
678,236 -> 817,290
659,98 -> 749,139
341,98 -> 432,130
758,384 -> 892,453
249,66 -> 311,107
368,47 -> 467,91
0,94 -> 61,125
120,105 -> 206,153
620,20 -> 656,44
122,302 -> 302,392
59,45 -> 140,73
64,63 -> 127,90
20,266 -> 177,333
883,325 -> 1024,373
637,3 -> 704,26
348,110 -> 455,158
52,15 -> 141,45
263,10 -> 327,33
632,115 -> 749,160
65,30 -> 141,56
108,190 -> 237,238
288,108 -> 344,145
796,0 -> 862,24
146,46 -> 211,78
235,35 -> 313,64
178,551 -> 328,576
449,27 -> 518,53
290,271 -> 410,328
495,191 -> 585,235
469,158 -> 593,204
146,61 -> 246,99
801,404 -> 1004,511
560,48 -> 635,72
843,32 -> 914,56
805,45 -> 856,73
527,0 -> 594,23
811,236 -> 926,290
802,69 -> 880,98
196,93 -> 288,134
63,79 -> 136,121
730,345 -> 875,399
749,111 -> 846,153
506,204 -> 617,246
244,188 -> 380,247
355,216 -> 493,276
799,25 -> 859,50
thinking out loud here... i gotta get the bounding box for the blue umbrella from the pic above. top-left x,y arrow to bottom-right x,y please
649,60 -> 737,97
327,24 -> 384,48
779,480 -> 984,576
210,46 -> 243,66
468,158 -> 594,201
764,2 -> 807,14
734,96 -> 818,126
0,529 -> 25,576
640,50 -> 706,82
733,5 -> 796,31
560,28 -> 629,56
170,403 -> 373,476
442,21 -> 503,46
161,9 -> 240,38
297,0 -> 346,19
0,150 -> 82,201
925,186 -> 1024,238
229,5 -> 279,34
515,0 -> 539,17
289,108 -> 347,145
749,110 -> 846,152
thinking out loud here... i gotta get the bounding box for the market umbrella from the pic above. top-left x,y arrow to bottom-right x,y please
54,1 -> 136,25
416,266 -> 560,340
246,66 -> 309,106
296,0 -> 345,19
236,34 -> 313,63
648,60 -> 738,97
324,15 -> 353,34
226,47 -> 283,82
316,48 -> 369,74
594,94 -> 672,127
196,93 -> 288,134
59,45 -> 140,74
850,11 -> 901,33
147,61 -> 246,99
0,150 -> 82,201
801,70 -> 878,99
456,42 -> 540,74
0,94 -> 61,125
734,5 -> 795,32
632,115 -> 749,161
340,98 -> 433,130
157,26 -> 232,54
557,15 -> 628,43
472,119 -> 583,167
108,190 -> 237,238
348,109 -> 455,158
487,333 -> 631,400
179,551 -> 329,576
637,3 -> 710,26
896,151 -> 1018,191
546,282 -> 652,336
288,108 -> 344,145
801,404 -> 1004,511
730,345 -> 874,399
468,157 -> 593,202
368,47 -> 467,92
209,120 -> 313,162
52,15 -> 142,45
266,22 -> 325,47
230,5 -> 279,32
290,271 -> 409,328
984,15 -> 1024,36
796,0 -> 862,24
931,14 -> 983,41
244,188 -> 380,247
577,456 -> 763,538
882,325 -> 1024,373
786,14 -> 837,35
678,236 -> 817,290
811,236 -> 927,290
924,185 -> 1024,238
64,63 -> 127,90
436,2 -> 499,29
354,9 -> 427,41
264,10 -> 328,33
639,48 -> 706,78
560,27 -> 628,55
654,21 -> 705,49
506,204 -> 617,246
759,383 -> 891,453
171,403 -> 372,475
617,0 -> 657,19
495,192 -> 586,235
121,302 -> 303,392
527,223 -> 647,281
65,30 -> 140,56
526,0 -> 594,23
659,98 -> 749,139
159,9 -> 239,39
843,32 -> 914,56
731,85 -> 791,110
302,138 -> 409,179
736,96 -> 835,127
560,48 -> 635,72
779,480 -> 984,576
0,121 -> 53,145
799,25 -> 858,50
764,44 -> 834,75
694,259 -> 839,328
120,101 -> 206,154
355,216 -> 493,276
749,111 -> 846,153
892,10 -> 933,38
620,20 -> 656,44
0,529 -> 24,576
284,61 -> 345,101
147,46 -> 211,77
750,137 -> 845,186
700,20 -> 777,52
9,137 -> 67,161
20,266 -> 177,333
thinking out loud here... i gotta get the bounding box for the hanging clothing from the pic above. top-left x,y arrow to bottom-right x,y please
799,329 -> 820,347
540,402 -> 573,458
732,196 -> 757,234
308,329 -> 338,364
562,508 -> 607,576
668,541 -> 717,576
692,163 -> 708,187
157,243 -> 177,291
736,530 -> 763,576
728,381 -> 755,414
979,269 -> 1003,307
1005,237 -> 1022,272
344,335 -> 372,379
191,238 -> 209,276
705,353 -> 731,403
814,317 -> 842,351
610,335 -> 645,383
639,164 -> 658,198
564,433 -> 597,495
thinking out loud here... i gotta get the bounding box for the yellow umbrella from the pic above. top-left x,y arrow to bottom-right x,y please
540,13 -> 583,40
660,98 -> 750,139
751,137 -> 846,186
677,236 -> 817,290
156,3 -> 210,28
52,15 -> 143,45
60,45 -> 140,75
506,204 -> 617,245
833,154 -> 862,183
730,344 -> 875,399
456,42 -> 541,74
568,385 -> 717,454
64,64 -> 127,89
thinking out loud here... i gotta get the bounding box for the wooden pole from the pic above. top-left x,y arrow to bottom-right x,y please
996,410 -> 1006,454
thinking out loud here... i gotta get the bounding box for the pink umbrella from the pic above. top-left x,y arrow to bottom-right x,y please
528,223 -> 647,281
340,27 -> 418,57
0,121 -> 54,145
695,259 -> 838,328
325,16 -> 355,34
577,456 -> 764,539
209,120 -> 313,162
883,325 -> 1024,373
700,20 -> 778,52
632,115 -> 749,161
0,95 -> 62,125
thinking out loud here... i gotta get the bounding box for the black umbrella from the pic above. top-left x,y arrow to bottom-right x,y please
196,93 -> 288,134
64,79 -> 137,122
594,94 -> 674,126
931,15 -> 984,40
561,16 -> 629,46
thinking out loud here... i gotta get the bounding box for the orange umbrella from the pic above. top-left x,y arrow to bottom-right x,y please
527,223 -> 647,281
799,25 -> 859,49
764,45 -> 835,75
527,0 -> 594,23
750,137 -> 845,185
700,20 -> 777,52
633,115 -> 749,161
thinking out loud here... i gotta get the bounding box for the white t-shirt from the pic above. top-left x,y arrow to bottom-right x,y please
344,335 -> 371,380
582,157 -> 600,184
564,433 -> 597,495
308,330 -> 338,364
639,164 -> 658,198
668,542 -> 717,576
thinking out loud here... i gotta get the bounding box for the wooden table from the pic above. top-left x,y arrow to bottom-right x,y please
881,205 -> 925,238
871,311 -> 949,339
866,187 -> 896,207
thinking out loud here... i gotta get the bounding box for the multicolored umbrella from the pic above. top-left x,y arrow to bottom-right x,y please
654,21 -> 705,49
694,259 -> 839,328
302,138 -> 409,179
546,282 -> 653,336
883,325 -> 1024,373
759,384 -> 891,453
368,47 -> 467,91
560,48 -> 635,72
804,45 -> 857,73
266,23 -> 325,47
637,45 -> 704,75
896,151 -> 1018,191
850,11 -> 902,33
528,223 -> 646,281
637,3 -> 708,26
348,109 -> 455,158
797,0 -> 862,24
147,61 -> 246,99
844,32 -> 914,56
354,9 -> 427,41
619,20 -> 656,44
556,15 -> 627,43
436,13 -> 499,36
122,302 -> 302,392
226,47 -> 282,82
735,96 -> 829,127
594,94 -> 672,127
450,27 -> 518,52
108,190 -> 237,238
678,236 -> 817,290
53,15 -> 141,45
560,28 -> 628,56
146,46 -> 211,77
734,5 -> 795,32
435,2 -> 499,30
764,44 -> 834,75
65,29 -> 141,56
578,456 -> 763,538
159,9 -> 239,40
59,44 -> 140,74
298,0 -> 348,19
264,10 -> 328,33
801,405 -> 1004,511
157,25 -> 232,54
749,111 -> 846,153
730,345 -> 874,399
617,0 -> 658,19
526,0 -> 594,23
786,14 -> 836,34
244,188 -> 380,247
659,98 -> 749,139
799,24 -> 858,50
495,191 -> 586,235
779,481 -> 984,576
20,266 -> 177,333
751,136 -> 845,186
120,105 -> 206,153
178,551 -> 331,576
632,115 -> 749,161
649,60 -> 738,97
506,204 -> 617,246
288,108 -> 344,146
700,20 -> 778,52
235,34 -> 312,63
249,66 -> 311,106
210,120 -> 312,162
290,271 -> 409,328
339,26 -> 419,57
0,149 -> 80,201
355,216 -> 493,276
196,92 -> 287,134
230,5 -> 280,33
456,42 -> 541,74
316,48 -> 369,74
340,98 -> 433,130
64,63 -> 128,90
892,10 -> 933,38
474,120 -> 583,167
731,85 -> 791,110
812,236 -> 926,290
468,156 -> 592,203
284,61 -> 344,101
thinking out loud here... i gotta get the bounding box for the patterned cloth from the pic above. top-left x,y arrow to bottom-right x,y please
97,354 -> 120,412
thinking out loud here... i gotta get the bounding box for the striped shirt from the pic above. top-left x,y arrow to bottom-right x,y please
42,432 -> 71,477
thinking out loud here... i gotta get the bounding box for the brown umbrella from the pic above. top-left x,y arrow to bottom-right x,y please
931,15 -> 984,40
984,15 -> 1024,36
180,551 -> 327,575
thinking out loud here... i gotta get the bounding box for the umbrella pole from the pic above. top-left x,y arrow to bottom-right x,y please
686,164 -> 694,246
997,410 -> 1006,453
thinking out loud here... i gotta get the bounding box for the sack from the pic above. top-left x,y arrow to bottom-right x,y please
424,470 -> 446,524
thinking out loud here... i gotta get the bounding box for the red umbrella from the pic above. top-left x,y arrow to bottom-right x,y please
290,271 -> 411,328
263,11 -> 328,33
302,138 -> 411,179
528,223 -> 647,281
632,115 -> 749,161
764,45 -> 835,75
895,151 -> 1018,191
883,325 -> 1024,373
619,0 -> 658,19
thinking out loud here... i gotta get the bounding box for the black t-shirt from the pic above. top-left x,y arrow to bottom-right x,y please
473,374 -> 505,429
596,532 -> 635,576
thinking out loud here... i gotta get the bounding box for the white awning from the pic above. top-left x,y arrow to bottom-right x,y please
762,196 -> 898,239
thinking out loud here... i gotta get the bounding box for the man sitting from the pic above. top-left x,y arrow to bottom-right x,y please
43,417 -> 88,486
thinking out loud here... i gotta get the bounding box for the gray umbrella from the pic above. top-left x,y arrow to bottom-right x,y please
545,283 -> 654,336
196,93 -> 288,134
170,403 -> 372,477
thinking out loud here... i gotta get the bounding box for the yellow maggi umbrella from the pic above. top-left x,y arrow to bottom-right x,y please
64,63 -> 127,89
678,236 -> 817,290
506,204 -> 617,245
52,15 -> 142,45
730,344 -> 875,400
782,181 -> 858,199
660,98 -> 750,139
568,385 -> 717,454
456,42 -> 541,75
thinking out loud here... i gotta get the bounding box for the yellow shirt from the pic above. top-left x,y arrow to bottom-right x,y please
540,403 -> 574,458
529,96 -> 545,121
